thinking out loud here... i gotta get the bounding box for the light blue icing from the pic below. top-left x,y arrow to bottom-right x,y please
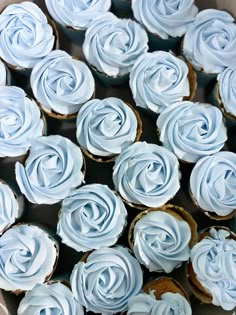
45,0 -> 111,30
31,50 -> 95,116
132,0 -> 198,39
0,2 -> 55,69
18,282 -> 84,315
190,152 -> 236,217
113,142 -> 180,207
130,51 -> 190,114
15,135 -> 84,204
0,61 -> 7,86
0,86 -> 44,157
183,9 -> 236,74
83,12 -> 148,77
218,68 -> 236,117
191,228 -> 236,311
70,246 -> 143,314
157,101 -> 227,163
57,184 -> 127,252
0,224 -> 58,292
76,98 -> 138,156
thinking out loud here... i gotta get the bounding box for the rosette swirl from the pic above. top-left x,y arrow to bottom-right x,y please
190,152 -> 236,217
132,0 -> 198,39
45,0 -> 111,30
183,9 -> 236,73
57,184 -> 127,252
130,52 -> 190,114
0,224 -> 58,292
83,13 -> 148,77
113,142 -> 180,207
157,101 -> 227,163
31,50 -> 95,116
218,68 -> 236,117
0,2 -> 55,69
71,246 -> 143,314
191,228 -> 236,311
76,98 -> 138,157
15,135 -> 84,204
0,86 -> 44,157
18,282 -> 84,315
0,61 -> 7,86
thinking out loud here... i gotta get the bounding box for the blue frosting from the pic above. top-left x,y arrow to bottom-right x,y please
218,68 -> 236,117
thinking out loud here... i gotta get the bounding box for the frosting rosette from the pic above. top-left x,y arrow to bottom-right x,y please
183,9 -> 236,74
0,86 -> 44,157
190,228 -> 236,311
15,135 -> 84,204
132,0 -> 198,39
18,282 -> 84,315
113,142 -> 180,207
71,246 -> 143,314
45,0 -> 111,30
190,152 -> 236,217
83,12 -> 148,77
218,68 -> 236,117
0,2 -> 55,69
76,98 -> 139,157
130,51 -> 190,114
157,101 -> 227,163
31,50 -> 95,116
0,224 -> 58,292
57,184 -> 127,252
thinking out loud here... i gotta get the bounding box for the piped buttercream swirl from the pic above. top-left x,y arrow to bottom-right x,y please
218,68 -> 236,117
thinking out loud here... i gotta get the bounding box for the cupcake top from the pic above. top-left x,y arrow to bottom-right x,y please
83,12 -> 148,77
57,184 -> 127,252
183,9 -> 236,74
190,152 -> 236,217
190,228 -> 236,311
0,224 -> 58,292
71,246 -> 143,314
0,86 -> 44,157
157,101 -> 227,163
0,2 -> 55,69
76,98 -> 139,158
0,60 -> 7,86
18,282 -> 84,315
132,0 -> 198,39
130,51 -> 190,114
113,142 -> 180,208
45,0 -> 111,30
31,50 -> 95,116
15,135 -> 84,204
218,67 -> 236,117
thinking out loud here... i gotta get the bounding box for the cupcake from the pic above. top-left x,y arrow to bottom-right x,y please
76,98 -> 142,162
71,246 -> 143,314
18,281 -> 84,314
187,227 -> 236,311
0,60 -> 11,86
129,51 -> 196,115
190,152 -> 236,220
0,224 -> 58,293
0,2 -> 57,72
31,50 -> 95,119
113,142 -> 180,209
15,135 -> 85,204
83,12 -> 148,85
128,204 -> 197,273
111,0 -> 132,18
157,101 -> 227,163
57,183 -> 127,252
0,86 -> 46,158
132,0 -> 198,51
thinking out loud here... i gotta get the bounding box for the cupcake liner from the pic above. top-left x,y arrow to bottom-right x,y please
148,32 -> 182,53
59,25 -> 86,46
91,66 -> 129,86
111,0 -> 133,18
184,61 -> 197,101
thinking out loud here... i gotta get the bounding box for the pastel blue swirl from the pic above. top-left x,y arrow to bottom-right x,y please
0,2 -> 55,69
183,9 -> 236,73
130,51 -> 190,114
57,184 -> 127,252
83,12 -> 148,77
113,142 -> 180,207
70,246 -> 143,314
157,101 -> 227,163
76,98 -> 138,157
15,135 -> 84,204
218,68 -> 236,117
31,50 -> 95,116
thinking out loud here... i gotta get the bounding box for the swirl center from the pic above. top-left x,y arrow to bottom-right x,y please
0,114 -> 21,139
